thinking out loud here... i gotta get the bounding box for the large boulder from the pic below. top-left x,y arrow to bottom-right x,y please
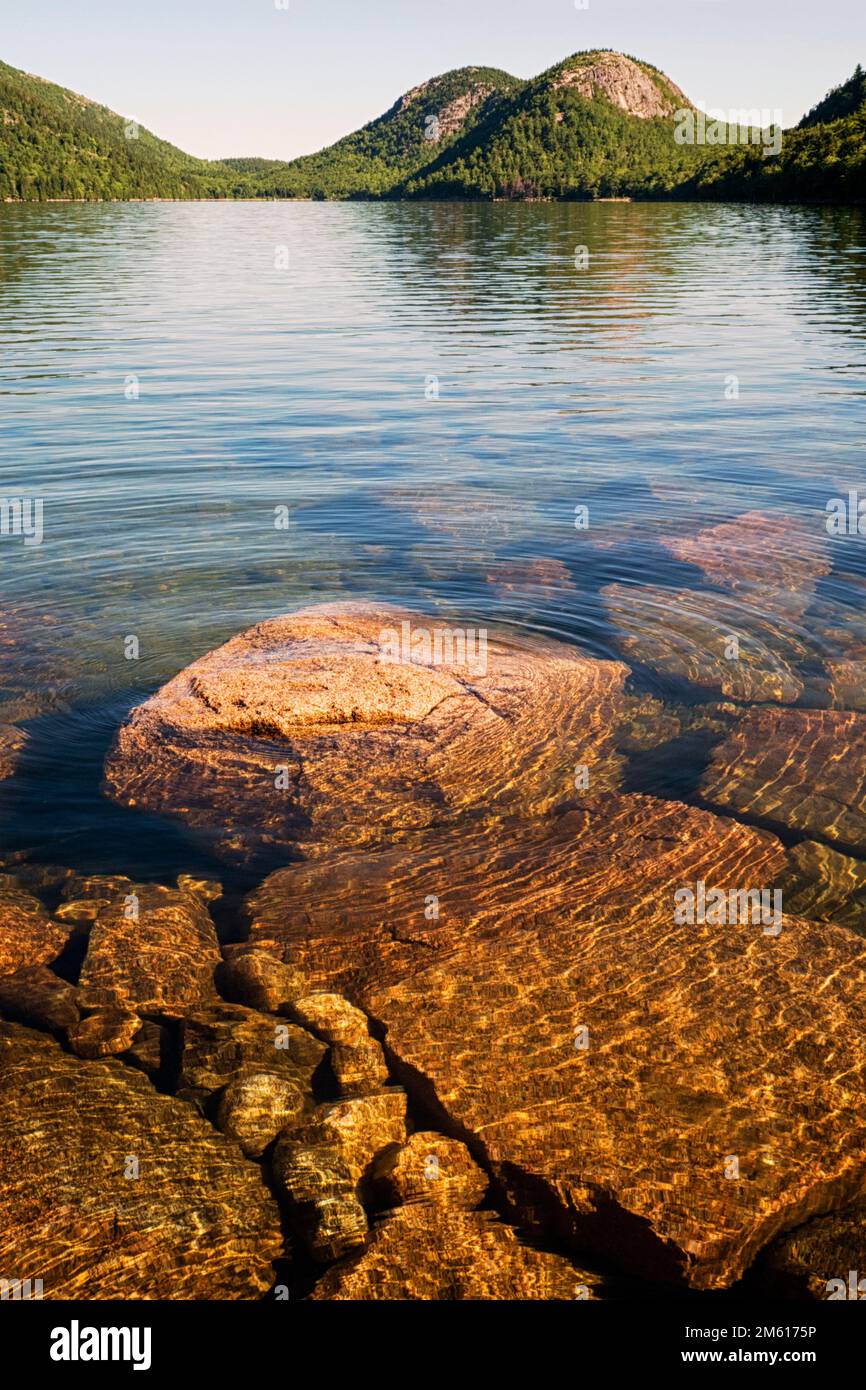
103,602 -> 628,864
0,1023 -> 283,1298
245,792 -> 866,1289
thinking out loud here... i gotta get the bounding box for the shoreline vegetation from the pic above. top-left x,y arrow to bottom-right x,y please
1,51 -> 864,206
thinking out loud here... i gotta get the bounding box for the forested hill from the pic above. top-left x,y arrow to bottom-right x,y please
1,52 -> 863,204
0,59 -> 241,200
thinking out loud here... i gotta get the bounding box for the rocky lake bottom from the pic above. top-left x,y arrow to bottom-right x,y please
2,202 -> 866,1301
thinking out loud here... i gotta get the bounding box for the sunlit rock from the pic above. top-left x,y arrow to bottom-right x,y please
0,890 -> 69,976
702,708 -> 866,854
78,884 -> 220,1015
291,992 -> 389,1095
216,1071 -> 307,1157
311,1206 -> 601,1301
272,1090 -> 408,1263
177,1002 -> 326,1104
370,1131 -> 488,1211
0,1023 -> 282,1298
103,602 -> 628,864
246,792 -> 866,1289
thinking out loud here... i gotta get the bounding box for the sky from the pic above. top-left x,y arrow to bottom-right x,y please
1,0 -> 864,161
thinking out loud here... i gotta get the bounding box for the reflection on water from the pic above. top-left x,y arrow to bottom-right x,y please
1,201 -> 865,885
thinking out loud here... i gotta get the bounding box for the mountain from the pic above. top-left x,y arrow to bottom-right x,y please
0,52 -> 863,204
398,51 -> 708,199
224,67 -> 523,198
0,59 -> 241,200
685,64 -> 866,203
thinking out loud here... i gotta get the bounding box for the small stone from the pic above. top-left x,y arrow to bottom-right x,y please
218,949 -> 308,1013
177,874 -> 223,904
370,1132 -> 488,1210
68,1009 -> 141,1059
216,1071 -> 308,1157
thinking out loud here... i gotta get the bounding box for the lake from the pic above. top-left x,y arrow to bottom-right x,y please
1,200 -> 866,890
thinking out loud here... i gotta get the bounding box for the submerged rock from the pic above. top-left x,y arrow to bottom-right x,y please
217,948 -> 308,1013
216,1071 -> 307,1157
78,884 -> 220,1015
659,510 -> 830,616
762,1199 -> 866,1299
67,1008 -> 142,1060
0,890 -> 69,976
103,602 -> 628,864
246,792 -> 866,1289
273,1090 -> 407,1263
0,723 -> 28,780
0,966 -> 80,1034
311,1206 -> 601,1301
370,1132 -> 488,1211
781,841 -> 866,935
603,583 -> 805,703
177,1002 -> 326,1103
0,1023 -> 283,1298
702,708 -> 866,855
291,992 -> 389,1096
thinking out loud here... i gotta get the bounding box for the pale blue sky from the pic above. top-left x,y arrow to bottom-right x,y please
1,0 -> 863,160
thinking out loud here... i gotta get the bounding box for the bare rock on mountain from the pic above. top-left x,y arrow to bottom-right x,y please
311,1205 -> 601,1301
701,708 -> 866,854
78,884 -> 219,1015
0,1023 -> 283,1299
103,602 -> 628,864
246,792 -> 866,1290
0,890 -> 69,976
552,52 -> 688,119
